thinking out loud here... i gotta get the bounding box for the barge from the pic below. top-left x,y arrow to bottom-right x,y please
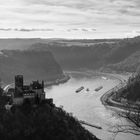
102,76 -> 108,80
76,86 -> 84,93
95,86 -> 103,92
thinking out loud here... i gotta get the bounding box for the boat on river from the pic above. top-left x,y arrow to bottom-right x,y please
95,86 -> 103,92
86,88 -> 89,92
75,86 -> 84,93
102,76 -> 108,80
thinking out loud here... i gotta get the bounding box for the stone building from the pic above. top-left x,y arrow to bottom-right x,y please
8,75 -> 45,105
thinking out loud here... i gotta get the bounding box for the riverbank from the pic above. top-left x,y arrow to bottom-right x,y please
44,74 -> 70,87
100,72 -> 132,111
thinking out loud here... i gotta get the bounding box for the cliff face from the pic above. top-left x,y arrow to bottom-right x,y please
0,50 -> 63,84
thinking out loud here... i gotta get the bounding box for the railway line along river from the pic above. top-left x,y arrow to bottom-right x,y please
45,71 -> 140,140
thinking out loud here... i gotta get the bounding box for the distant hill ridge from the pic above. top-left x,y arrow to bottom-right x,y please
0,38 -> 120,50
29,36 -> 140,72
0,36 -> 140,74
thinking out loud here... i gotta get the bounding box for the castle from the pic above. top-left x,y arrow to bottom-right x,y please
8,75 -> 45,105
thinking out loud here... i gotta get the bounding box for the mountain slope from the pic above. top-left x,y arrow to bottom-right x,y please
0,50 -> 64,84
104,37 -> 140,64
29,43 -> 113,70
105,51 -> 140,72
0,90 -> 98,140
29,36 -> 140,72
0,36 -> 140,73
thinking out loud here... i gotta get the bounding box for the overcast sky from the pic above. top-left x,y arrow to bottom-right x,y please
0,0 -> 140,38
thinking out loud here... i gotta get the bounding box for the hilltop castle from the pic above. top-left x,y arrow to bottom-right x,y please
7,75 -> 45,105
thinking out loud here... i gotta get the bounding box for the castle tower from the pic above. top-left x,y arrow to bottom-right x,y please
15,75 -> 23,97
42,80 -> 44,91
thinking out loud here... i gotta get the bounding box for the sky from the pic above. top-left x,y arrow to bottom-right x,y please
0,0 -> 140,39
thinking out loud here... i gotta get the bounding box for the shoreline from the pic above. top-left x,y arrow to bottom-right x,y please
100,72 -> 132,112
44,74 -> 70,87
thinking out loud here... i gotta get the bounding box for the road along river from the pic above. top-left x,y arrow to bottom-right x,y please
45,71 -> 140,140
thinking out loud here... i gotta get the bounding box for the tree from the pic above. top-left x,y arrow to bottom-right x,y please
108,103 -> 140,140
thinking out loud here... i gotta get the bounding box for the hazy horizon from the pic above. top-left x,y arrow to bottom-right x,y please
0,31 -> 138,40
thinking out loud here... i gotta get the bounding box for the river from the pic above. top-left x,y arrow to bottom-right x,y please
45,71 -> 140,140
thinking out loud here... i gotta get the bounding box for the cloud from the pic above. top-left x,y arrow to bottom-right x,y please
67,28 -> 96,32
18,28 -> 54,32
0,28 -> 12,31
0,0 -> 139,38
81,28 -> 96,32
0,28 -> 54,32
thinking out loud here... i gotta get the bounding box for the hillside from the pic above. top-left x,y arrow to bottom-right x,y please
29,36 -> 140,72
102,36 -> 140,72
0,50 -> 64,84
0,36 -> 140,73
0,38 -> 120,50
111,74 -> 140,103
0,89 -> 98,140
105,51 -> 140,72
29,43 -> 113,70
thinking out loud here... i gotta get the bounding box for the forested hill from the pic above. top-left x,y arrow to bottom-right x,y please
103,36 -> 140,72
0,36 -> 140,73
0,50 -> 64,84
30,42 -> 113,70
30,36 -> 140,72
0,38 -> 120,50
0,89 -> 98,140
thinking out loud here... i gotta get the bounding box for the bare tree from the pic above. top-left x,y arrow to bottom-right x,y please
108,102 -> 140,139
